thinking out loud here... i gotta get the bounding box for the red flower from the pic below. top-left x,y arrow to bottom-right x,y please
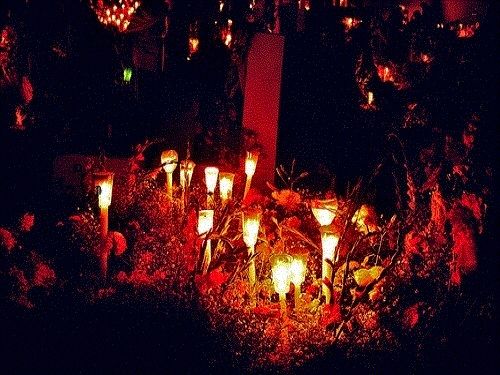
195,267 -> 230,294
19,212 -> 35,232
282,216 -> 301,230
320,303 -> 342,327
449,204 -> 478,276
402,303 -> 420,330
242,188 -> 267,207
33,263 -> 56,288
110,231 -> 127,256
252,304 -> 280,318
0,228 -> 16,252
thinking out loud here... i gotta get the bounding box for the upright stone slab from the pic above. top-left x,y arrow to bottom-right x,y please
242,32 -> 285,188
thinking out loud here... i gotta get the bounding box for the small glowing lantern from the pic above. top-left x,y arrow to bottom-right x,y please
271,254 -> 292,313
123,67 -> 132,83
198,209 -> 214,274
94,171 -> 114,239
321,230 -> 339,304
290,254 -> 307,309
219,172 -> 235,205
243,151 -> 259,200
161,150 -> 178,200
242,209 -> 261,289
204,167 -> 219,207
311,199 -> 337,227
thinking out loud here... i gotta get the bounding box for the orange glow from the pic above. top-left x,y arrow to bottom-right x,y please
219,172 -> 235,202
189,37 -> 199,55
94,171 -> 114,209
91,0 -> 140,32
271,254 -> 292,295
311,199 -> 338,226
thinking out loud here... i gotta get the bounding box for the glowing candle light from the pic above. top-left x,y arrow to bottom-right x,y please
161,150 -> 178,200
383,66 -> 389,82
368,91 -> 374,105
219,172 -> 235,205
311,199 -> 337,227
188,37 -> 199,56
290,254 -> 307,309
94,171 -> 114,238
243,151 -> 259,200
198,209 -> 214,275
123,67 -> 132,83
271,254 -> 292,313
205,167 -> 219,207
321,230 -> 339,304
242,209 -> 261,291
94,171 -> 114,278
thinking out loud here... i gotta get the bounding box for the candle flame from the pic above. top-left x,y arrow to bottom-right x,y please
219,172 -> 235,201
205,167 -> 219,194
242,210 -> 261,248
94,172 -> 114,209
198,209 -> 214,236
245,151 -> 259,177
290,256 -> 307,286
321,231 -> 339,262
271,254 -> 292,295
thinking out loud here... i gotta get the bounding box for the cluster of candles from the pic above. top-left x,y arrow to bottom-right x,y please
91,0 -> 141,32
92,151 -> 341,310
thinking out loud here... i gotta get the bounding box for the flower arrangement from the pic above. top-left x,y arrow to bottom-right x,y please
0,128 -> 489,371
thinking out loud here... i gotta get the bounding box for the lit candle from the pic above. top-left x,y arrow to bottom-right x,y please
271,254 -> 292,314
161,150 -> 178,200
368,91 -> 374,105
383,66 -> 389,82
243,151 -> 259,200
321,230 -> 339,304
94,171 -> 114,279
242,209 -> 261,293
311,198 -> 337,227
198,209 -> 214,275
204,167 -> 219,207
290,254 -> 307,310
219,172 -> 235,205
94,171 -> 114,239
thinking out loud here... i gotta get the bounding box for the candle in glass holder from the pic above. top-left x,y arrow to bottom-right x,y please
271,254 -> 292,313
219,172 -> 235,205
161,150 -> 178,200
243,151 -> 259,200
290,254 -> 307,309
311,198 -> 337,227
242,209 -> 261,290
321,230 -> 339,304
198,209 -> 214,274
204,167 -> 219,207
